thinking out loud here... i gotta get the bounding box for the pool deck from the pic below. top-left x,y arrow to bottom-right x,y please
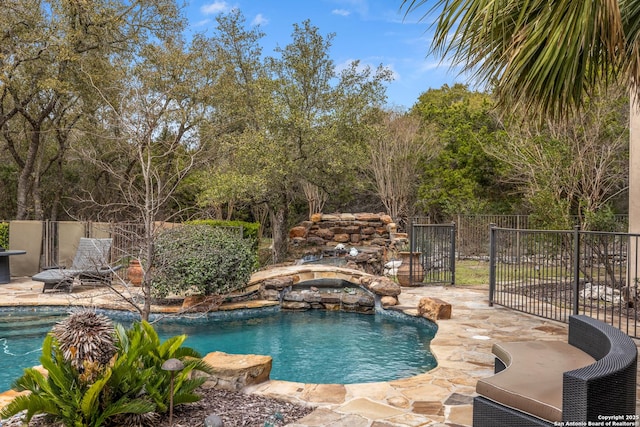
0,276 -> 638,426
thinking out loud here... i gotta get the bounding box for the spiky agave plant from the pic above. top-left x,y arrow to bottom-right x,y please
51,309 -> 117,374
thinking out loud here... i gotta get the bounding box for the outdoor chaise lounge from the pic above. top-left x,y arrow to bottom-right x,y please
32,237 -> 121,292
473,314 -> 638,427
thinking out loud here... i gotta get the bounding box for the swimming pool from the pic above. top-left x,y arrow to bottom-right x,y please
0,307 -> 437,391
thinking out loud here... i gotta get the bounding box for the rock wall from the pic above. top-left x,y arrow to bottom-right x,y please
289,212 -> 396,248
259,275 -> 402,313
288,213 -> 405,275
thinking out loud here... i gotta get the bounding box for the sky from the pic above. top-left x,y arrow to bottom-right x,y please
184,0 -> 469,110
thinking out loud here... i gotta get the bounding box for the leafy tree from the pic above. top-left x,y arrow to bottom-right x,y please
412,84 -> 516,220
262,21 -> 390,261
197,13 -> 391,262
195,169 -> 266,221
75,33 -> 218,320
488,86 -> 629,230
0,0 -> 182,220
400,0 -> 640,231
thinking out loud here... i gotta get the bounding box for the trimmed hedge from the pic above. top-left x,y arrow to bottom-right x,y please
152,224 -> 256,298
0,222 -> 8,249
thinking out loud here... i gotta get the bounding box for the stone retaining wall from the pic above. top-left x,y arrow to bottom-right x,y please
288,213 -> 406,275
289,212 -> 396,248
258,275 -> 401,313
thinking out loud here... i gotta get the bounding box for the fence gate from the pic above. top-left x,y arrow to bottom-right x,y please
410,222 -> 456,285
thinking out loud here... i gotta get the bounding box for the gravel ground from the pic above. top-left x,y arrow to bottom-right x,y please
2,387 -> 315,427
158,387 -> 315,427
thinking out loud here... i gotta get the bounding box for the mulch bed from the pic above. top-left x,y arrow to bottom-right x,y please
2,387 -> 315,427
158,387 -> 315,427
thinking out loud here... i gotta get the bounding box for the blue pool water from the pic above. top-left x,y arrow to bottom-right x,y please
0,308 -> 437,391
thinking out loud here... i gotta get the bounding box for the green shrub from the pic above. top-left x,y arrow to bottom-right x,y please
0,222 -> 8,248
583,204 -> 619,232
186,219 -> 261,250
0,315 -> 212,427
110,321 -> 212,420
152,224 -> 256,299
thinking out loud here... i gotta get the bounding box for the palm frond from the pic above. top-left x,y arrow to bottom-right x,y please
621,0 -> 640,92
402,0 -> 631,120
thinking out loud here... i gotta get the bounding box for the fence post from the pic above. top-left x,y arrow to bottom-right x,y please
450,222 -> 456,286
488,223 -> 496,306
572,225 -> 581,315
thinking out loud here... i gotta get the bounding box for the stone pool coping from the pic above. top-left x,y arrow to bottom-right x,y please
0,277 -> 638,426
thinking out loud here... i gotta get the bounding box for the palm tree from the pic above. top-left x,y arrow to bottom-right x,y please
400,0 -> 640,232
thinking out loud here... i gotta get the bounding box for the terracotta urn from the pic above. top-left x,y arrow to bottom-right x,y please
127,259 -> 143,286
396,252 -> 424,286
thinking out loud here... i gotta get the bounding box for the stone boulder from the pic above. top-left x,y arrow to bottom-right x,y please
289,226 -> 308,238
181,295 -> 223,312
311,228 -> 334,240
380,296 -> 398,307
417,297 -> 452,323
262,277 -> 293,290
261,289 -> 280,301
354,213 -> 380,221
203,352 -> 272,391
360,276 -> 401,297
333,233 -> 350,243
310,213 -> 323,222
380,214 -> 393,224
582,283 -> 622,304
283,291 -> 305,302
321,214 -> 341,221
281,301 -> 310,310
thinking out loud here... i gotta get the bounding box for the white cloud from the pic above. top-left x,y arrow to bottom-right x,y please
193,19 -> 212,28
332,9 -> 350,17
337,0 -> 369,17
418,59 -> 450,73
200,1 -> 231,15
251,13 -> 269,26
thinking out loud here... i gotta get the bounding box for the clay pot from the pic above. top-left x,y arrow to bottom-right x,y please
127,259 -> 143,286
396,252 -> 424,286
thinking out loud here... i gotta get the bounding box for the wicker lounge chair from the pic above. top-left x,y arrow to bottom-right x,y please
473,315 -> 638,426
32,237 -> 121,292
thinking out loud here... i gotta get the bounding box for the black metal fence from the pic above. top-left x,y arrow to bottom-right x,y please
409,222 -> 456,285
489,225 -> 640,338
412,214 -> 629,259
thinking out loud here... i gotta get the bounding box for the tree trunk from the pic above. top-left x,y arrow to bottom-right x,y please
16,128 -> 42,220
270,206 -> 288,264
140,231 -> 154,322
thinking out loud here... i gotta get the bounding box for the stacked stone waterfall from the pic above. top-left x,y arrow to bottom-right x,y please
289,212 -> 400,276
289,212 -> 395,248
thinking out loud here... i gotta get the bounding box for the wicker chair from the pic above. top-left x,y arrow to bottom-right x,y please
473,315 -> 638,427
